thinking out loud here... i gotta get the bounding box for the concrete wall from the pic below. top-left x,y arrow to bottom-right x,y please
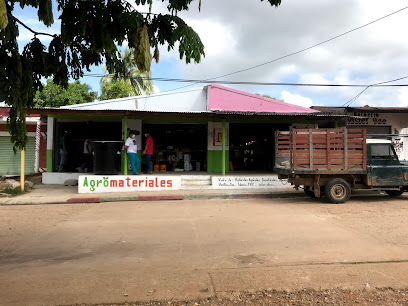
63,88 -> 207,112
136,88 -> 207,112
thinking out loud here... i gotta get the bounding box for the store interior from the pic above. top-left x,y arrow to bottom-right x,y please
229,123 -> 289,172
142,123 -> 207,172
54,121 -> 291,174
54,121 -> 122,172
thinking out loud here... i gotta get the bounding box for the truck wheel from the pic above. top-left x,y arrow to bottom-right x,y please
304,187 -> 316,198
325,178 -> 351,204
385,190 -> 404,197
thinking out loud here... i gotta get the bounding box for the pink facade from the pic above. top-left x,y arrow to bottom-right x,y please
207,84 -> 319,113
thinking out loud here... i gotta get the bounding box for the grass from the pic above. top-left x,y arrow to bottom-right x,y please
1,183 -> 32,196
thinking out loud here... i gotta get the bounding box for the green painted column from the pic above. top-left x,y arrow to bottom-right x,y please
222,120 -> 226,176
123,116 -> 128,175
334,121 -> 338,128
46,150 -> 53,172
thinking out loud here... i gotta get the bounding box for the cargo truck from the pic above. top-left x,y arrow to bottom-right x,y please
275,128 -> 408,203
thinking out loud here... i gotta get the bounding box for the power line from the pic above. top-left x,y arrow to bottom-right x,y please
84,73 -> 408,87
342,75 -> 408,107
163,5 -> 408,93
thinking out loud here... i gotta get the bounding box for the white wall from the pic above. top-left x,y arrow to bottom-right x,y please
47,117 -> 54,150
123,119 -> 142,150
136,88 -> 206,112
63,88 -> 207,112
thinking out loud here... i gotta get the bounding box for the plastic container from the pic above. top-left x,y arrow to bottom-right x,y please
160,164 -> 166,172
91,141 -> 123,175
154,164 -> 160,172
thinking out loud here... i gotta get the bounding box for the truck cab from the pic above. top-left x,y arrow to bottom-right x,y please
367,139 -> 408,189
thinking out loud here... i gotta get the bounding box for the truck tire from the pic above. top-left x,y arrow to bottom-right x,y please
385,190 -> 404,197
304,187 -> 316,198
325,178 -> 351,204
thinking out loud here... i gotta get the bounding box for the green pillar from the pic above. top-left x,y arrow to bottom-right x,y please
334,120 -> 338,128
222,120 -> 226,176
123,116 -> 128,175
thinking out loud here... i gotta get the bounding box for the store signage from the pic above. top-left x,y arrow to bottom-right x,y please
348,112 -> 387,125
212,176 -> 288,189
78,175 -> 182,193
213,128 -> 229,146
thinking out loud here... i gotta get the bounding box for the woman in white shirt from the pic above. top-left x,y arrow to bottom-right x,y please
124,131 -> 140,175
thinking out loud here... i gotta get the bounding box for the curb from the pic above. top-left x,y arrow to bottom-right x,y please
138,195 -> 185,201
0,192 -> 304,205
100,196 -> 139,202
185,192 -> 306,200
66,197 -> 101,203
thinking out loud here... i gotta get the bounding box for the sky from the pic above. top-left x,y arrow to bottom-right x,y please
12,0 -> 408,108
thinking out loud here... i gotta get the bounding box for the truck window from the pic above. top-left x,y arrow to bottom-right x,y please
370,144 -> 396,160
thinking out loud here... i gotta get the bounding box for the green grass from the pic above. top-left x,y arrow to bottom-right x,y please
1,183 -> 31,196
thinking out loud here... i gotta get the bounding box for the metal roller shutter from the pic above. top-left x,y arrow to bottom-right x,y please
0,137 -> 36,175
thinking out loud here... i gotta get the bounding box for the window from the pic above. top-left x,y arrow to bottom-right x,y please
371,144 -> 395,160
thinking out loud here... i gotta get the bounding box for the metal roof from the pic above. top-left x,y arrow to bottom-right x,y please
212,110 -> 348,117
312,106 -> 408,113
24,107 -> 348,121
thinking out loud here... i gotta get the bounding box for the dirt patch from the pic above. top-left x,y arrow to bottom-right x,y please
234,253 -> 265,265
68,288 -> 408,305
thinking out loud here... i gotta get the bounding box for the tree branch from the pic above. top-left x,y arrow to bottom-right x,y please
9,14 -> 57,38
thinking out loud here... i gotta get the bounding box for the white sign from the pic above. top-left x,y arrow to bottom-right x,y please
348,112 -> 387,125
78,175 -> 182,194
212,176 -> 288,189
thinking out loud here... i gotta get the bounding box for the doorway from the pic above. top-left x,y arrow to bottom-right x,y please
229,123 -> 289,172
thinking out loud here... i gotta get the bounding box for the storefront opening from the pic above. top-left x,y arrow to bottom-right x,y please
54,121 -> 122,172
142,123 -> 207,172
229,123 -> 289,172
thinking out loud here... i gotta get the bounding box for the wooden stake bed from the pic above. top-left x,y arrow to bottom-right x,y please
275,128 -> 367,174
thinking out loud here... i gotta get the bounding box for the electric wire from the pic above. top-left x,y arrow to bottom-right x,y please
161,5 -> 408,93
83,73 -> 408,88
342,75 -> 408,107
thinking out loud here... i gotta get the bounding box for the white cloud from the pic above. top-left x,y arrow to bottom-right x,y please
186,19 -> 237,56
168,0 -> 408,107
281,90 -> 314,108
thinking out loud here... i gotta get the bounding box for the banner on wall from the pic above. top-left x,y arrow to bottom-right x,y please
78,175 -> 182,193
347,112 -> 387,125
213,128 -> 229,146
212,176 -> 288,189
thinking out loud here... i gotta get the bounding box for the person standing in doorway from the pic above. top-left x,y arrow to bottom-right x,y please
58,130 -> 69,172
143,131 -> 154,174
80,137 -> 93,172
124,130 -> 140,175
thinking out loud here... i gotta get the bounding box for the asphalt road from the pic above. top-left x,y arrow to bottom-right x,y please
1,195 -> 408,305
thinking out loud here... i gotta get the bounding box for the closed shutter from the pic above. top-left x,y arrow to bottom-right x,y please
351,125 -> 392,135
0,137 -> 36,175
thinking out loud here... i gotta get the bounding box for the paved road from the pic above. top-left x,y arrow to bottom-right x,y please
1,195 -> 408,305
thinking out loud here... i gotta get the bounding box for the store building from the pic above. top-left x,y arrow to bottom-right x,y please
0,107 -> 47,175
27,84 -> 347,184
312,106 -> 408,160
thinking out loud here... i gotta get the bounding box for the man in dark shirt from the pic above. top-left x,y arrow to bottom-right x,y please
58,130 -> 68,172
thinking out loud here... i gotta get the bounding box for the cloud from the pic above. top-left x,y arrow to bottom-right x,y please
281,90 -> 314,108
167,0 -> 408,107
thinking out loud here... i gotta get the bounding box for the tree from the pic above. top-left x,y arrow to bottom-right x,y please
99,79 -> 134,100
0,0 -> 282,152
101,48 -> 155,97
255,93 -> 285,102
34,79 -> 97,108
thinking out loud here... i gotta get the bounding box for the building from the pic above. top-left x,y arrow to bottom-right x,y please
27,84 -> 347,184
0,107 -> 47,176
312,106 -> 408,160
